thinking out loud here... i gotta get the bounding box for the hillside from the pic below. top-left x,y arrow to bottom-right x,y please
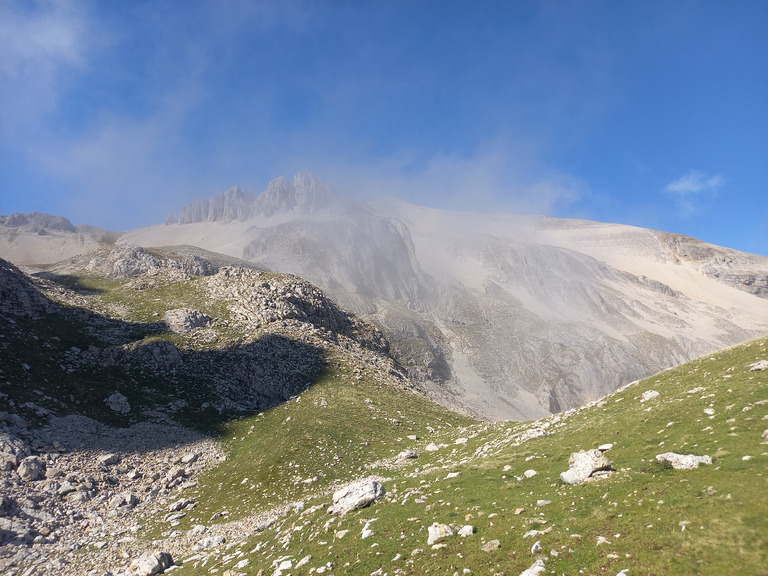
2,174 -> 768,421
0,249 -> 766,575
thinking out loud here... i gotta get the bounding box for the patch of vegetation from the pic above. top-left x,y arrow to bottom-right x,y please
160,336 -> 767,576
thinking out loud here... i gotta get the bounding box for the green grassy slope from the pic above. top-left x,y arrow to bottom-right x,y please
156,336 -> 767,576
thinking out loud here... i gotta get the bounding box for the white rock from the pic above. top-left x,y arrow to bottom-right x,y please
559,449 -> 612,485
523,469 -> 537,478
129,551 -> 173,576
749,360 -> 768,371
656,452 -> 712,470
99,453 -> 120,465
328,480 -> 386,515
641,390 -> 660,403
458,525 -> 475,537
427,522 -> 453,545
397,450 -> 418,460
425,443 -> 440,452
520,558 -> 547,576
17,456 -> 45,481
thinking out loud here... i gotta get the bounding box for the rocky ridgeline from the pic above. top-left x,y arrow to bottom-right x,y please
0,248 -> 416,574
176,172 -> 342,224
53,243 -> 220,281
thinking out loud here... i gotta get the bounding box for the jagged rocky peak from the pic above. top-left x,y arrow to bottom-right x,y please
177,186 -> 256,224
253,171 -> 343,217
176,172 -> 344,224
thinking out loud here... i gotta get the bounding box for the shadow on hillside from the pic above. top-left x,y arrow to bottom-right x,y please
35,271 -> 111,295
0,269 -> 328,454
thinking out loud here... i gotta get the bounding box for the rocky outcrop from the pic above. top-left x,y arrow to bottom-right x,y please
163,308 -> 212,334
176,172 -> 344,224
178,186 -> 256,224
0,212 -> 77,233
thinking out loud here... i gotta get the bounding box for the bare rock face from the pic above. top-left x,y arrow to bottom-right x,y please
656,452 -> 712,470
328,480 -> 386,515
560,449 -> 613,484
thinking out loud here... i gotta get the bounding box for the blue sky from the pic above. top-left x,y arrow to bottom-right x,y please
1,1 -> 766,255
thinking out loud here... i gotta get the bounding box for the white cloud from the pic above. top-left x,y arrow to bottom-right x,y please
314,143 -> 586,218
664,170 -> 724,216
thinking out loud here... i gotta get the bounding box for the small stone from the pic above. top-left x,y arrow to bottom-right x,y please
99,453 -> 120,466
397,450 -> 418,460
180,452 -> 199,465
523,470 -> 537,478
458,525 -> 475,537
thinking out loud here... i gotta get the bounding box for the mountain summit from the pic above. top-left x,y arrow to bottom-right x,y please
177,172 -> 344,224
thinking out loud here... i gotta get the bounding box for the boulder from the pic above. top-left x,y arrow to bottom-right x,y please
17,456 -> 45,481
129,551 -> 173,576
520,558 -> 547,576
427,523 -> 453,545
105,392 -> 131,414
656,452 -> 712,470
397,450 -> 418,460
328,480 -> 386,515
481,539 -> 501,552
458,525 -> 475,537
560,449 -> 613,484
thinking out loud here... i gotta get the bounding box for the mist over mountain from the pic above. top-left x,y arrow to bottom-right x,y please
2,172 -> 768,420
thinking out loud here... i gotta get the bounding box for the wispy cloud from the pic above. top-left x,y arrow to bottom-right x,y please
0,0 -> 92,141
664,170 -> 724,216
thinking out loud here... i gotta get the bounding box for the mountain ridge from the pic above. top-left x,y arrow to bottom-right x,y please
2,173 -> 768,420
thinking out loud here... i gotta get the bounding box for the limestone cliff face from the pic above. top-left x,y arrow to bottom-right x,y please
177,186 -> 256,224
